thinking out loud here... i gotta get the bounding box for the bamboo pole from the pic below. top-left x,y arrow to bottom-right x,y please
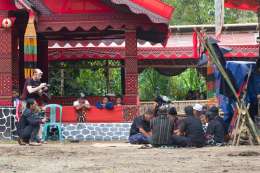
195,29 -> 260,145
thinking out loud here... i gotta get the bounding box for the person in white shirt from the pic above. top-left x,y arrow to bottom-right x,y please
73,93 -> 90,122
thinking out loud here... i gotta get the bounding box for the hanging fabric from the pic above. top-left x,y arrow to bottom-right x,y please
24,11 -> 37,78
14,0 -> 37,78
192,32 -> 198,58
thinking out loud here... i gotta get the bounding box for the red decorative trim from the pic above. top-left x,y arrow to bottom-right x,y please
48,45 -> 259,61
38,14 -> 166,32
48,40 -> 125,47
108,0 -> 173,23
0,99 -> 12,106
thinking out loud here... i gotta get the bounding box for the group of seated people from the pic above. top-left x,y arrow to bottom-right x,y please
129,103 -> 227,147
73,93 -> 123,122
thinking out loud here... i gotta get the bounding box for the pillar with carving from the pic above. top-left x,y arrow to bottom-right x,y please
123,29 -> 139,121
0,11 -> 14,106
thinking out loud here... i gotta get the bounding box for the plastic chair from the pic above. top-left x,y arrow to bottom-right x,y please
42,104 -> 63,142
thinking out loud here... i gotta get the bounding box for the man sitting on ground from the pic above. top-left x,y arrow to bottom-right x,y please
73,93 -> 90,122
172,104 -> 205,147
205,110 -> 225,146
129,108 -> 153,144
150,105 -> 174,147
168,106 -> 179,132
17,99 -> 48,146
209,106 -> 227,136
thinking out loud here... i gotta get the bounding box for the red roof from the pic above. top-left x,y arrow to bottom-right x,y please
125,0 -> 173,20
225,0 -> 260,12
0,0 -> 17,10
110,0 -> 174,23
41,0 -> 174,24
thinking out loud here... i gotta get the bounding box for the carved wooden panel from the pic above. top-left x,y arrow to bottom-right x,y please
125,57 -> 138,73
123,105 -> 139,121
125,30 -> 137,56
0,28 -> 13,105
0,73 -> 12,97
125,74 -> 138,95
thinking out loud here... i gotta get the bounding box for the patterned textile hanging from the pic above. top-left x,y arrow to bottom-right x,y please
24,11 -> 37,78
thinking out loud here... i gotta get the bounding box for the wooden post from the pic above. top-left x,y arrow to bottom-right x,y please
123,29 -> 139,120
0,11 -> 14,106
124,29 -> 138,105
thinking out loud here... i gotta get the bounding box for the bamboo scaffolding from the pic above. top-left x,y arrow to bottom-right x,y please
195,29 -> 260,145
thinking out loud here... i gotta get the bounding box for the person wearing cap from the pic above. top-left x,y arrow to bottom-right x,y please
193,103 -> 203,119
129,108 -> 153,144
205,110 -> 225,146
21,69 -> 48,104
171,105 -> 205,147
150,105 -> 174,147
73,93 -> 90,122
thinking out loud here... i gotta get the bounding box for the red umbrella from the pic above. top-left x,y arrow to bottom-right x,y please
225,0 -> 260,58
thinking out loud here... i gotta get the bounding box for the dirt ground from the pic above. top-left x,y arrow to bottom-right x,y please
0,141 -> 260,173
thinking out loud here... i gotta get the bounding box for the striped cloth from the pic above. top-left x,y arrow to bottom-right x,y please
150,115 -> 174,146
24,11 -> 37,78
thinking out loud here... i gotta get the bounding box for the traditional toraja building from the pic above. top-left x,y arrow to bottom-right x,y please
0,0 -> 173,109
0,0 -> 259,141
47,24 -> 259,105
0,0 -> 259,106
0,1 -> 259,110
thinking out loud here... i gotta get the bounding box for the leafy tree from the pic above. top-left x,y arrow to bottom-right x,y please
139,68 -> 171,101
48,60 -> 122,97
139,68 -> 206,101
163,0 -> 256,25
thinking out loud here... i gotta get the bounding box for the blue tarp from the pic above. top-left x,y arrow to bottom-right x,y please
216,61 -> 256,126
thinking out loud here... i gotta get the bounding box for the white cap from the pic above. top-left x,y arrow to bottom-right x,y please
193,103 -> 203,112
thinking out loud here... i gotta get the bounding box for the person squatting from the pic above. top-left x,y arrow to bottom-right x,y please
17,68 -> 49,146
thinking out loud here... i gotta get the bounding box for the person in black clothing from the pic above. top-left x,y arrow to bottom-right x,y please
17,99 -> 48,146
153,95 -> 171,117
172,105 -> 205,147
209,106 -> 228,135
150,105 -> 174,147
129,108 -> 153,144
168,106 -> 179,132
21,69 -> 48,105
205,111 -> 225,145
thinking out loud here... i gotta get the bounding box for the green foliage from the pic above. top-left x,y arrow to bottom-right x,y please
163,0 -> 256,25
139,68 -> 206,101
139,68 -> 171,101
48,60 -> 122,97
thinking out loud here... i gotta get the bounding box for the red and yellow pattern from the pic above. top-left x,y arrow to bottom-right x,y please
24,11 -> 37,78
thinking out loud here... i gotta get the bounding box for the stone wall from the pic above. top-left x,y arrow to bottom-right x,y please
62,123 -> 131,141
0,106 -> 132,141
0,107 -> 17,140
15,123 -> 131,142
